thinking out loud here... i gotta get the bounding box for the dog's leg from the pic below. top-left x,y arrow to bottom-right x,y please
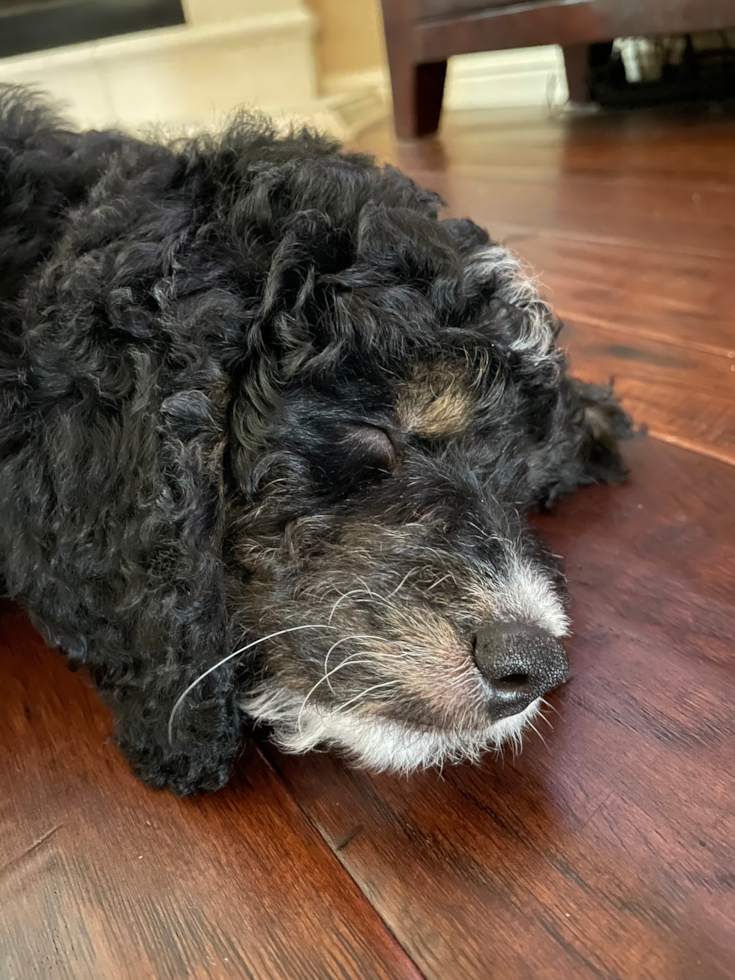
91,655 -> 243,796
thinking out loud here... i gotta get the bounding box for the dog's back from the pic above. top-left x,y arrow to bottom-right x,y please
0,87 -> 133,303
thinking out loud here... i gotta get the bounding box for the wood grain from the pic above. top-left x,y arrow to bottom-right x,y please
3,104 -> 735,979
360,106 -> 735,183
561,317 -> 735,465
0,606 -> 423,980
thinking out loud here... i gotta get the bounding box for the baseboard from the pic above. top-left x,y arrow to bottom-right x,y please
447,46 -> 568,108
0,9 -> 319,130
324,46 -> 569,112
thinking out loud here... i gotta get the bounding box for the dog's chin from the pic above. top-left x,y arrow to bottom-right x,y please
241,687 -> 543,773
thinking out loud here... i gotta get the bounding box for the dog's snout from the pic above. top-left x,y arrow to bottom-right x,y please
473,623 -> 568,718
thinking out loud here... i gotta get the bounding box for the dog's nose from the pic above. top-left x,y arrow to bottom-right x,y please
473,623 -> 568,719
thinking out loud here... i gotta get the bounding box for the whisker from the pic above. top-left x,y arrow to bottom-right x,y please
525,719 -> 549,750
297,658 -> 378,734
333,679 -> 399,715
539,697 -> 559,719
328,589 -> 370,624
322,634 -> 385,691
536,704 -> 554,729
168,623 -> 336,744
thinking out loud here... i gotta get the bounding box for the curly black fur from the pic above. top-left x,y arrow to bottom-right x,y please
0,87 -> 634,794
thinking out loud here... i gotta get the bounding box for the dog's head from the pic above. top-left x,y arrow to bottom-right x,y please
220,179 -> 573,771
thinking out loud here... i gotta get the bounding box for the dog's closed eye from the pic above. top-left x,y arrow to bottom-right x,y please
343,423 -> 397,473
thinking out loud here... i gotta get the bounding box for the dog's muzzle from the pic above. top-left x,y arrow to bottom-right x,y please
473,623 -> 569,719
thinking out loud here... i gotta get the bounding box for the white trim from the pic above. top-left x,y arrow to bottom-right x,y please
321,66 -> 389,98
447,46 -> 568,109
323,45 -> 568,111
0,9 -> 320,131
0,11 -> 315,72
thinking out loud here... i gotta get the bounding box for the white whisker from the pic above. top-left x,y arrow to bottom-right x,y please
297,658 -> 377,734
323,634 -> 384,690
525,719 -> 549,750
328,589 -> 369,624
333,679 -> 399,715
168,624 -> 335,744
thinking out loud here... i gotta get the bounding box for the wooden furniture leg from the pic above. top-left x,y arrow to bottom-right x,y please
562,43 -> 591,103
389,57 -> 448,139
381,0 -> 446,138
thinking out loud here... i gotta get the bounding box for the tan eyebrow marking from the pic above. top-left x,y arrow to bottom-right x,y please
396,364 -> 473,438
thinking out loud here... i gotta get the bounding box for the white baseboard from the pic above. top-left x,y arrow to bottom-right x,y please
0,9 -> 319,131
447,46 -> 568,109
0,24 -> 566,139
324,46 -> 569,113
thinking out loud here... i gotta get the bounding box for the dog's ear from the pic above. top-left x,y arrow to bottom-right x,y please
9,371 -> 244,794
87,384 -> 244,794
570,378 -> 638,485
441,217 -> 491,255
531,376 -> 637,507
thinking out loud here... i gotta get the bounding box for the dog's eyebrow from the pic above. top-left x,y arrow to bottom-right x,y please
396,365 -> 473,438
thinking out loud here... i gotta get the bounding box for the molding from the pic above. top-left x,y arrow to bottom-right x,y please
0,9 -> 320,130
277,88 -> 391,141
0,10 -> 315,71
446,46 -> 568,108
0,8 -> 386,141
321,66 -> 388,98
324,46 -> 569,111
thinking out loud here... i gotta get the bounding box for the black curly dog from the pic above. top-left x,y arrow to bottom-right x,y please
0,88 -> 634,794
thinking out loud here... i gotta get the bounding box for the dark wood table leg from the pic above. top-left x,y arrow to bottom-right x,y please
389,58 -> 448,139
562,43 -> 591,103
381,0 -> 446,138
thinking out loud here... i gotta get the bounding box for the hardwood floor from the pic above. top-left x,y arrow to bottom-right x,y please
2,105 -> 734,980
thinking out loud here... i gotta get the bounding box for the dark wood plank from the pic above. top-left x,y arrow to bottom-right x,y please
0,604 -> 424,980
561,317 -> 735,465
507,236 -> 735,465
358,108 -> 735,185
392,166 -> 735,257
266,437 -> 735,980
513,235 -> 735,353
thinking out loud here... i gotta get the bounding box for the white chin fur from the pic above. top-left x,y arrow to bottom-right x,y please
241,687 -> 543,773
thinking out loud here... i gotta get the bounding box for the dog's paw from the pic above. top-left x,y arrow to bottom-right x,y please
116,732 -> 239,795
110,687 -> 243,795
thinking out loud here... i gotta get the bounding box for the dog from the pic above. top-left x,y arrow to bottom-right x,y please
0,87 -> 634,794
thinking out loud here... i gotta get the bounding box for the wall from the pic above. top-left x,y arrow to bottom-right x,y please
305,0 -> 566,108
304,0 -> 385,81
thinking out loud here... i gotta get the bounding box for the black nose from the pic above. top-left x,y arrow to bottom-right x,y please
473,623 -> 568,719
